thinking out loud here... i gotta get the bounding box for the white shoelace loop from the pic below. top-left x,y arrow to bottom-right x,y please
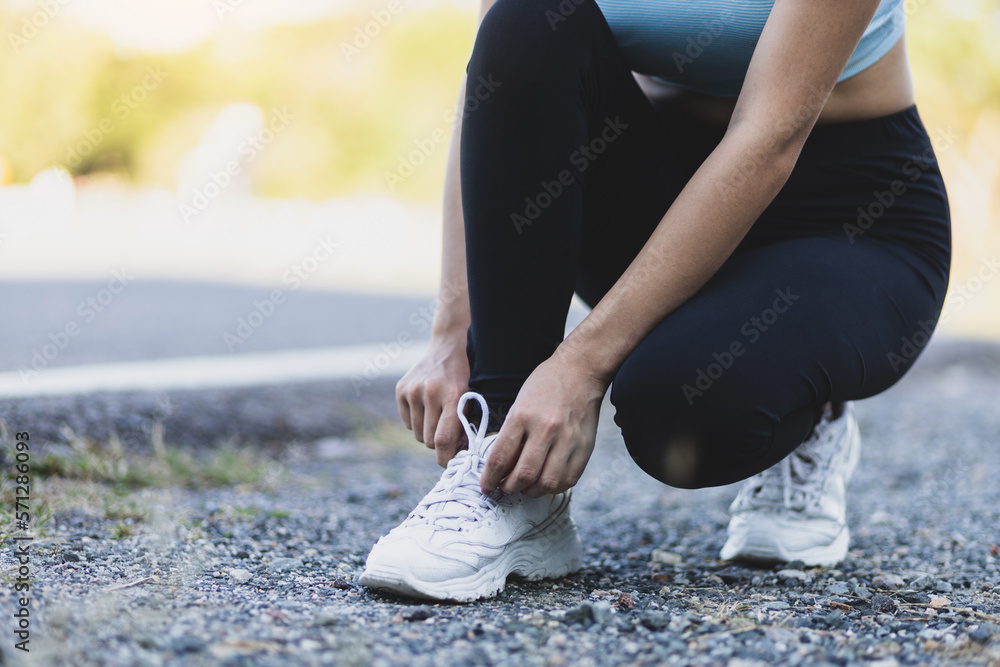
401,392 -> 502,528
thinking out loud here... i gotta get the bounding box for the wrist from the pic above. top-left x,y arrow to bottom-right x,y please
430,315 -> 469,342
554,335 -> 615,391
430,280 -> 470,339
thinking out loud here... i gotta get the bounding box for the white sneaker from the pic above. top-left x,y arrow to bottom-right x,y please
358,392 -> 583,602
719,403 -> 861,567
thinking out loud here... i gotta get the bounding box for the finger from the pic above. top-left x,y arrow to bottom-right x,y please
395,380 -> 412,430
480,422 -> 524,494
499,428 -> 554,496
433,403 -> 466,465
522,448 -> 571,498
409,389 -> 426,444
423,400 -> 442,451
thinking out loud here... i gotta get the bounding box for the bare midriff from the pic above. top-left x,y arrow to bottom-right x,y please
635,35 -> 915,127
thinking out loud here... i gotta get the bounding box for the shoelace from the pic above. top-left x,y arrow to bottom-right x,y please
738,410 -> 843,512
400,392 -> 503,529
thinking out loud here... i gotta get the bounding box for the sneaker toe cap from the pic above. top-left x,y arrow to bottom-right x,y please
363,534 -> 479,584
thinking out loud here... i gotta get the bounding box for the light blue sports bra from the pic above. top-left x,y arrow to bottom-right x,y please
593,0 -> 905,97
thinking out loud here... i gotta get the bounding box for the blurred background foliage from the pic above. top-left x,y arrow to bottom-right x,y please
0,0 -> 998,203
0,2 -> 475,200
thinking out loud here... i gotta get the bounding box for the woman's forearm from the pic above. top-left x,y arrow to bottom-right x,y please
432,75 -> 473,340
432,1 -> 500,340
560,128 -> 801,385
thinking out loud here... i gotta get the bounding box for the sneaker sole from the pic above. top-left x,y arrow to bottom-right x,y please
720,521 -> 850,567
359,515 -> 583,603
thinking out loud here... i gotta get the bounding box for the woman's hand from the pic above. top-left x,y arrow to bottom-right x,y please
396,332 -> 471,467
480,344 -> 609,498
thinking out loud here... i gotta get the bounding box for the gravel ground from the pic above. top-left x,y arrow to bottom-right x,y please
1,339 -> 999,666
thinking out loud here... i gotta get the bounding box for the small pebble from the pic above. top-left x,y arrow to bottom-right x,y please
872,573 -> 905,590
871,594 -> 898,614
229,568 -> 253,583
402,606 -> 435,622
614,592 -> 635,611
650,550 -> 682,565
908,574 -> 935,591
563,601 -> 611,627
970,623 -> 998,644
933,580 -> 953,594
824,582 -> 851,596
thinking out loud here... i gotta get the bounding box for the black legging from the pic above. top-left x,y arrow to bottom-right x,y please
460,0 -> 950,489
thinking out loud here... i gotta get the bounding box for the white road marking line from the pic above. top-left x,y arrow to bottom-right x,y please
0,344 -> 424,398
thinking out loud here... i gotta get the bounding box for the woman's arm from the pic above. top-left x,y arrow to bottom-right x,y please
481,0 -> 883,496
396,0 -> 500,464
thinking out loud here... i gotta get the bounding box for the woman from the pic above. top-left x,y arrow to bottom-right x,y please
360,0 -> 950,601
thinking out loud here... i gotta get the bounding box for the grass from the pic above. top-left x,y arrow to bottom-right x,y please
0,422 -> 285,544
32,425 -> 282,491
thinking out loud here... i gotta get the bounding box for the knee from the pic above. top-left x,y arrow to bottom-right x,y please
611,358 -> 776,489
468,0 -> 606,82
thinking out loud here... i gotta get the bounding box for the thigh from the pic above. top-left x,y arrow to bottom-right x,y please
610,233 -> 947,488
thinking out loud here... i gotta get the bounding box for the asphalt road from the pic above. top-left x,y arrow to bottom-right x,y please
0,280 -> 435,372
